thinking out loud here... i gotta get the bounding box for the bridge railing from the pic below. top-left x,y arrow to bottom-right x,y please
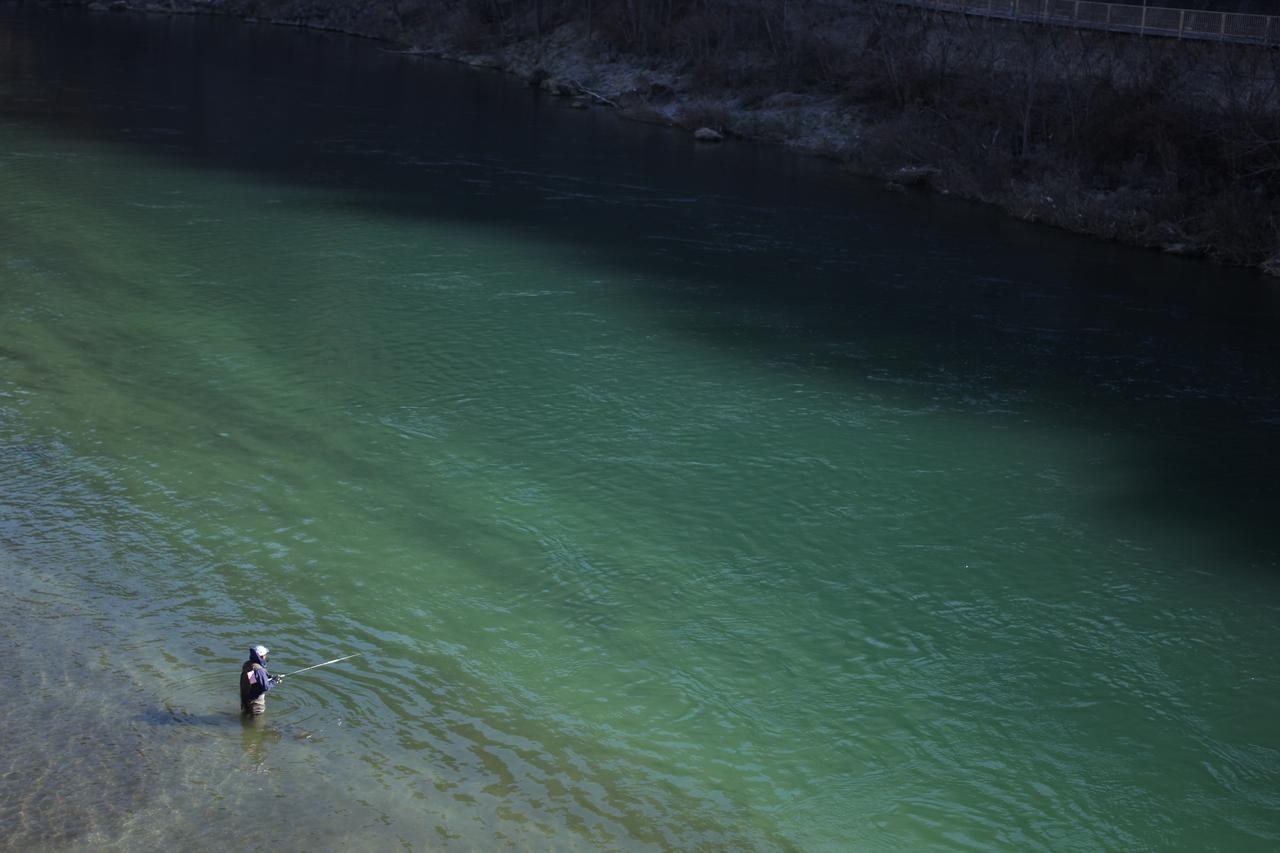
901,0 -> 1280,46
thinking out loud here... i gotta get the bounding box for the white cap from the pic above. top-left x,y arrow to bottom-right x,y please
254,644 -> 270,658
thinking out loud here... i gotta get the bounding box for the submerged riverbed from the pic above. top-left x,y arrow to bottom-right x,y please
2,5 -> 1279,851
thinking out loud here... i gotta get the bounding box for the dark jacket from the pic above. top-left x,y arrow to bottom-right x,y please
240,651 -> 275,715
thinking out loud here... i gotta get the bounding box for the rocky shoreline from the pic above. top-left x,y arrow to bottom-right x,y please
67,0 -> 1280,276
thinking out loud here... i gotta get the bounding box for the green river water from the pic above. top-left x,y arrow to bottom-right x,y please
1,5 -> 1279,851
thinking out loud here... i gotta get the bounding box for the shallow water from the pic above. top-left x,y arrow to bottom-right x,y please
1,5 -> 1279,851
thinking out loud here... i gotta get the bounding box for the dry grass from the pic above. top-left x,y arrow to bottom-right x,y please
99,0 -> 1280,272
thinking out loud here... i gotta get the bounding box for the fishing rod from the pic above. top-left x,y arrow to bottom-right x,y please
278,653 -> 362,680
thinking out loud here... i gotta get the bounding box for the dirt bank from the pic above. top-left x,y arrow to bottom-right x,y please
65,0 -> 1280,276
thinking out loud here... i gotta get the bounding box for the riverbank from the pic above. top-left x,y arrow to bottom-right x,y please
67,0 -> 1280,275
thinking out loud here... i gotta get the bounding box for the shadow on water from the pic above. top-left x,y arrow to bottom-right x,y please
142,694 -> 286,772
1,4 -> 1278,563
135,707 -> 282,776
139,703 -> 243,728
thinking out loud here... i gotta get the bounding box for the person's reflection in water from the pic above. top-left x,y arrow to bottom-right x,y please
239,713 -> 279,772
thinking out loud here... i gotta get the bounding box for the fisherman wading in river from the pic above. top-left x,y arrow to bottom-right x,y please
240,644 -> 283,716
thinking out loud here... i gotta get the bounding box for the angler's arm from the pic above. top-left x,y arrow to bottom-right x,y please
249,667 -> 279,693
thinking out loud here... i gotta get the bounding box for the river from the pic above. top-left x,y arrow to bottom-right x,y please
1,4 -> 1278,851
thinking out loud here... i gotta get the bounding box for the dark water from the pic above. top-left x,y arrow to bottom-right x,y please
1,4 -> 1279,850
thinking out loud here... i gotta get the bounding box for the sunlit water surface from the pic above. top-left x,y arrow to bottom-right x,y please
2,5 -> 1279,851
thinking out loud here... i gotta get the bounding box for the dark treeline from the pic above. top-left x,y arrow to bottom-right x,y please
75,0 -> 1280,270
412,0 -> 1279,269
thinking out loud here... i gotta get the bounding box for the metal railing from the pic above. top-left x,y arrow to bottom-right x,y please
904,0 -> 1280,46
